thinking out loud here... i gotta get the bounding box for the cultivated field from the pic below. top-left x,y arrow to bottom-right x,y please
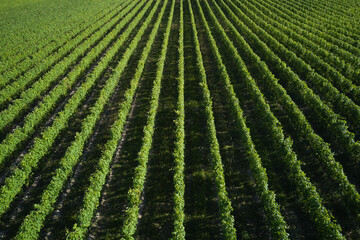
0,0 -> 359,239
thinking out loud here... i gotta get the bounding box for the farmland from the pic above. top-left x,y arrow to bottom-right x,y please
0,0 -> 359,239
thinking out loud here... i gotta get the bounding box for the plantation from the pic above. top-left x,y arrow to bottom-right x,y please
0,0 -> 359,239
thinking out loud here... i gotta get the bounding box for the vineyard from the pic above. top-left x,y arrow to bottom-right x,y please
0,0 -> 359,239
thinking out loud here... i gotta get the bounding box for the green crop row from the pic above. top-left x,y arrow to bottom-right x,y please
171,0 -> 186,238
